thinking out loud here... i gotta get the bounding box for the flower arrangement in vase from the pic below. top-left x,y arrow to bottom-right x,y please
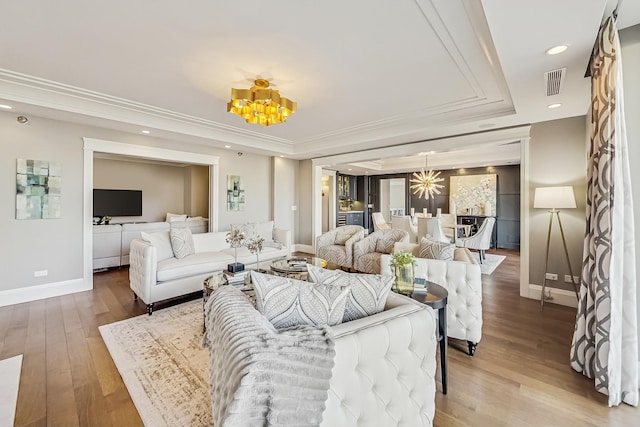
389,251 -> 416,296
225,228 -> 246,272
247,236 -> 265,272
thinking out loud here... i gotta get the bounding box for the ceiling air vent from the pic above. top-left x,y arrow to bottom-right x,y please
544,68 -> 566,96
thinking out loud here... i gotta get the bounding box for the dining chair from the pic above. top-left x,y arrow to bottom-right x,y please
417,217 -> 450,244
391,215 -> 417,243
371,212 -> 391,232
455,217 -> 496,263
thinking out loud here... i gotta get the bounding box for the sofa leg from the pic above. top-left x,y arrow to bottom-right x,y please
467,341 -> 477,356
133,292 -> 138,301
478,250 -> 484,264
147,303 -> 154,315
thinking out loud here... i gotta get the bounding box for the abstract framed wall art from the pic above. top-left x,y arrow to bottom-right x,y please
16,158 -> 62,219
450,173 -> 497,216
226,175 -> 245,211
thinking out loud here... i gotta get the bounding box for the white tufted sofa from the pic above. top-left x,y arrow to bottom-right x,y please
321,292 -> 438,426
381,242 -> 483,355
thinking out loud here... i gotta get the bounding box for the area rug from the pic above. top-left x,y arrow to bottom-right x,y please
0,354 -> 22,427
99,301 -> 211,426
471,253 -> 506,275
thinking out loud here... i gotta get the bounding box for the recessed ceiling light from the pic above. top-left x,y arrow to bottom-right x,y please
348,168 -> 353,171
279,155 -> 284,158
224,145 -> 231,148
547,103 -> 562,109
141,130 -> 150,134
546,45 -> 569,55
0,104 -> 12,109
365,171 -> 369,174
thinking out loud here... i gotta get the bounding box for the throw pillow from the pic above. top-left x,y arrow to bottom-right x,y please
166,212 -> 188,222
375,233 -> 395,254
254,220 -> 275,243
140,231 -> 175,261
169,227 -> 195,259
231,222 -> 256,243
418,236 -> 455,261
250,271 -> 351,329
306,264 -> 394,322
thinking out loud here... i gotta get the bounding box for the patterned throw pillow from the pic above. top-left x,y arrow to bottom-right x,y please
231,223 -> 257,243
250,271 -> 351,329
375,234 -> 395,254
169,227 -> 195,259
306,265 -> 394,322
418,236 -> 455,261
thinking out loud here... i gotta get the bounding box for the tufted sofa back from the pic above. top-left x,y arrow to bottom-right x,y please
380,250 -> 483,345
321,292 -> 437,426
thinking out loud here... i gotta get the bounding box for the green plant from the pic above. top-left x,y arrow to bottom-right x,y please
389,251 -> 415,269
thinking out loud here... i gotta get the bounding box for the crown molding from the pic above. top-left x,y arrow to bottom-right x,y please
0,68 -> 294,153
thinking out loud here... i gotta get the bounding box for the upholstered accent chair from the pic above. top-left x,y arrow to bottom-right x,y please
417,217 -> 450,244
316,225 -> 365,269
353,229 -> 410,274
371,212 -> 390,232
391,215 -> 418,243
455,217 -> 496,263
381,241 -> 483,356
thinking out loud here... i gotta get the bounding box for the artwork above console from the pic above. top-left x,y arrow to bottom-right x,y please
450,173 -> 497,216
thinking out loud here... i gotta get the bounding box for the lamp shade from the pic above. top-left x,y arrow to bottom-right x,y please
533,186 -> 576,209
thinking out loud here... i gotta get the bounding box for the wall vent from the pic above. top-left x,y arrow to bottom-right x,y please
544,68 -> 566,96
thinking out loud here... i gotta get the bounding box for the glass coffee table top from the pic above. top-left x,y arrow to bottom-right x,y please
270,257 -> 327,274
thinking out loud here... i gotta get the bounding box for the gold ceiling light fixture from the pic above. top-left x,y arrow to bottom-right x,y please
227,79 -> 297,126
410,153 -> 444,200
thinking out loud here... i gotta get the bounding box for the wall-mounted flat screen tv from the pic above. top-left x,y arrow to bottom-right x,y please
93,189 -> 142,217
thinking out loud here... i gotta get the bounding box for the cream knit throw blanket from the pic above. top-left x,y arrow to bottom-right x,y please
203,286 -> 336,426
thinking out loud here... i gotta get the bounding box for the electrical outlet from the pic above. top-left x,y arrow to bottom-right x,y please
291,205 -> 297,211
34,270 -> 48,277
545,273 -> 558,281
564,275 -> 579,283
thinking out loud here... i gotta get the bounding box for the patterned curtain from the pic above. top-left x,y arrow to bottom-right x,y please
570,15 -> 638,407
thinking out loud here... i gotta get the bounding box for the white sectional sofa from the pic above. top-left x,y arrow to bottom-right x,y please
380,242 -> 483,355
129,227 -> 290,314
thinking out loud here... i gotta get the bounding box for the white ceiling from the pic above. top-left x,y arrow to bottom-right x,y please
1,0 -> 638,166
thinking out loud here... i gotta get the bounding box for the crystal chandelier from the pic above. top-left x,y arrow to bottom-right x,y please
409,154 -> 444,200
227,79 -> 297,126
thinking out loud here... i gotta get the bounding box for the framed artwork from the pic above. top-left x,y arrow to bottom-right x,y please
16,158 -> 62,219
226,175 -> 245,211
450,174 -> 497,216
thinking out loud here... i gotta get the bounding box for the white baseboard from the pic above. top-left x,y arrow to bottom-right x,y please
0,278 -> 90,308
528,284 -> 578,308
293,244 -> 314,255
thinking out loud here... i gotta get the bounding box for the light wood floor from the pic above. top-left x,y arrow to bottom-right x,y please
1,250 -> 637,426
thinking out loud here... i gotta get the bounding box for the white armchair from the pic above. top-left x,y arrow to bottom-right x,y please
391,215 -> 418,243
455,217 -> 496,263
381,241 -> 483,355
316,225 -> 365,270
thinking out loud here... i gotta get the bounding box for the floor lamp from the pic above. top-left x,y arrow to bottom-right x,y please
534,186 -> 579,310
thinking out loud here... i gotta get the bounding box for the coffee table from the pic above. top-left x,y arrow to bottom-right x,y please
269,257 -> 327,280
408,280 -> 449,395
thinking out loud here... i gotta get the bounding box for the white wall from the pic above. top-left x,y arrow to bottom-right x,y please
528,116 -> 587,293
185,165 -> 209,218
380,179 -> 391,221
620,23 -> 640,366
390,178 -> 406,212
0,111 -> 274,295
273,157 -> 298,244
94,158 -> 186,223
297,160 -> 313,246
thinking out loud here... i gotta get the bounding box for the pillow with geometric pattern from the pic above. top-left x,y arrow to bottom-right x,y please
250,271 -> 351,329
306,264 -> 394,322
418,236 -> 455,261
